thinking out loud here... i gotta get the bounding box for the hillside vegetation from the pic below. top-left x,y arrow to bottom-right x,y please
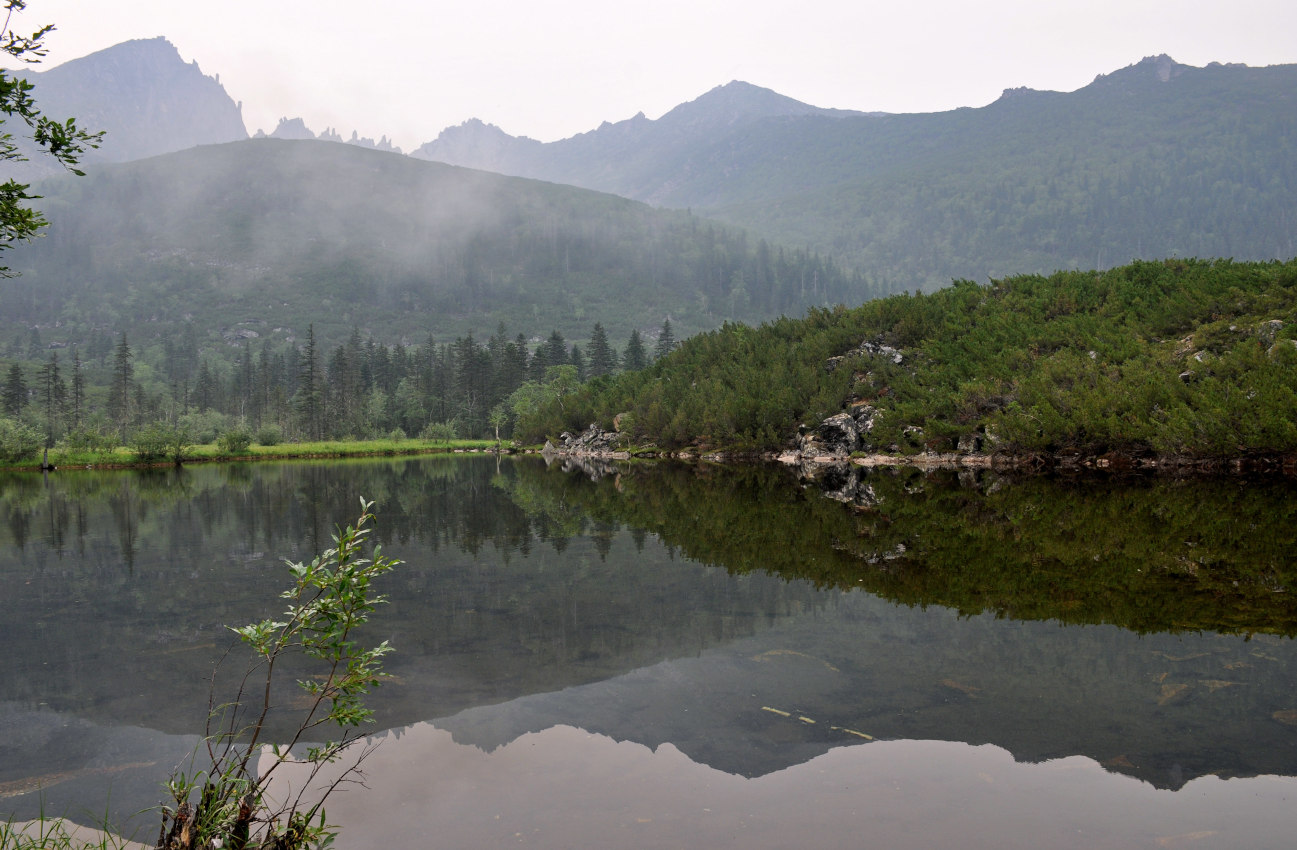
4,139 -> 864,354
417,58 -> 1297,295
517,258 -> 1297,458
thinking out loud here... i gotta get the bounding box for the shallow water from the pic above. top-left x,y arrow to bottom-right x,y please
1,456 -> 1295,847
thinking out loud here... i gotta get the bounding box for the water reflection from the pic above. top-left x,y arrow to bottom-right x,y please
2,456 -> 1296,843
292,723 -> 1297,850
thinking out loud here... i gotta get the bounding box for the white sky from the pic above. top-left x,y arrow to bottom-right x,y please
10,0 -> 1297,151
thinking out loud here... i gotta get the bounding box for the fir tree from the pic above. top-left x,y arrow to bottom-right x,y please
40,351 -> 66,446
623,330 -> 648,372
70,348 -> 84,429
109,333 -> 134,440
2,362 -> 25,416
587,323 -> 617,378
654,319 -> 676,360
295,324 -> 324,440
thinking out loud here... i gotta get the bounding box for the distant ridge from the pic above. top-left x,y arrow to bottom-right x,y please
407,55 -> 1297,292
252,116 -> 404,153
410,80 -> 874,200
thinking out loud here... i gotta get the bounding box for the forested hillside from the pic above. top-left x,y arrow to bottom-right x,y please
416,57 -> 1297,294
5,138 -> 863,351
0,139 -> 866,451
518,259 -> 1297,458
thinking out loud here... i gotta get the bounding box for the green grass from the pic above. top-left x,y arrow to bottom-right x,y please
0,438 -> 504,471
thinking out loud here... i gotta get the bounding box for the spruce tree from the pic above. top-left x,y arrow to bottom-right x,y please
2,362 -> 25,417
295,324 -> 324,440
654,319 -> 676,360
623,330 -> 648,372
70,348 -> 84,429
587,323 -> 616,378
41,351 -> 65,445
570,345 -> 586,382
109,333 -> 134,441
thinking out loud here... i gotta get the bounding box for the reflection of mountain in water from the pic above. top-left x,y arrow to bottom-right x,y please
430,588 -> 1297,790
302,724 -> 1297,850
2,455 -> 1297,830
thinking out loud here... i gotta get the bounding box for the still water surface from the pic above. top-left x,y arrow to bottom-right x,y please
1,456 -> 1296,848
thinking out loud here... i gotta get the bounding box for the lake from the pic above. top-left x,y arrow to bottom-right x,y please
2,455 -> 1296,848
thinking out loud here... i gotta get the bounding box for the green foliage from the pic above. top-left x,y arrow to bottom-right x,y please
177,410 -> 231,444
0,415 -> 40,462
216,427 -> 253,454
504,460 -> 1297,636
518,259 -> 1297,456
57,425 -> 116,457
255,425 -> 282,446
419,420 -> 457,443
130,423 -> 191,463
151,499 -> 397,850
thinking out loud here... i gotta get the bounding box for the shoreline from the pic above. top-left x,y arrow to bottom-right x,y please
8,440 -> 1297,478
542,445 -> 1297,477
0,442 -> 508,473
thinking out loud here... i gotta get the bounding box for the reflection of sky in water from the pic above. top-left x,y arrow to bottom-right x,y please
288,723 -> 1297,850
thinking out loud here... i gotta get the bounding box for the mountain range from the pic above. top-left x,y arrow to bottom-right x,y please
3,39 -> 1295,363
14,40 -> 1297,295
412,55 -> 1297,289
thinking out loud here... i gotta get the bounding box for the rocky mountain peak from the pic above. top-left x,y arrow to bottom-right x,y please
8,36 -> 247,177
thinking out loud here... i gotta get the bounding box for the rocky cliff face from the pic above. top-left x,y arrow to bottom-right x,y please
9,37 -> 247,179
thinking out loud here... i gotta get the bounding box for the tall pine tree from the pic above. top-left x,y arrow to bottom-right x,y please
587,323 -> 617,378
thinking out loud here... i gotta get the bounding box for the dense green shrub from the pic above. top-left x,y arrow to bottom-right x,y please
59,427 -> 118,456
131,424 -> 192,463
255,425 -> 282,446
420,420 -> 457,442
177,410 -> 231,444
217,427 -> 254,454
0,418 -> 42,463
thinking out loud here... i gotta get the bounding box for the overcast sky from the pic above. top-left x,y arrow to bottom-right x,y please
11,0 -> 1297,151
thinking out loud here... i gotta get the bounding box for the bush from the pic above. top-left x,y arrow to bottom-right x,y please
131,423 -> 192,463
59,427 -> 118,456
217,427 -> 254,454
177,410 -> 231,445
0,418 -> 42,463
419,420 -> 458,442
255,425 -> 282,446
158,499 -> 398,849
387,427 -> 407,442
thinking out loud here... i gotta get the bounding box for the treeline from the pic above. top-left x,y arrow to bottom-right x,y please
517,258 -> 1297,457
0,316 -> 679,460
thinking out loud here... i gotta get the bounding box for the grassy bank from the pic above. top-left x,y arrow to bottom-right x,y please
0,438 -> 504,472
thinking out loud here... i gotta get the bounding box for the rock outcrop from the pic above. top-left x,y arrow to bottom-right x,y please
549,424 -> 629,459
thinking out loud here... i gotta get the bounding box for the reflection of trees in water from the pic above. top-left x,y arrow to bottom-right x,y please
0,456 -> 831,733
5,457 -> 1297,638
507,460 -> 1297,636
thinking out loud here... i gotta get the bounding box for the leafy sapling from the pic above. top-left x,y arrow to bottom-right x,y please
157,498 -> 399,850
